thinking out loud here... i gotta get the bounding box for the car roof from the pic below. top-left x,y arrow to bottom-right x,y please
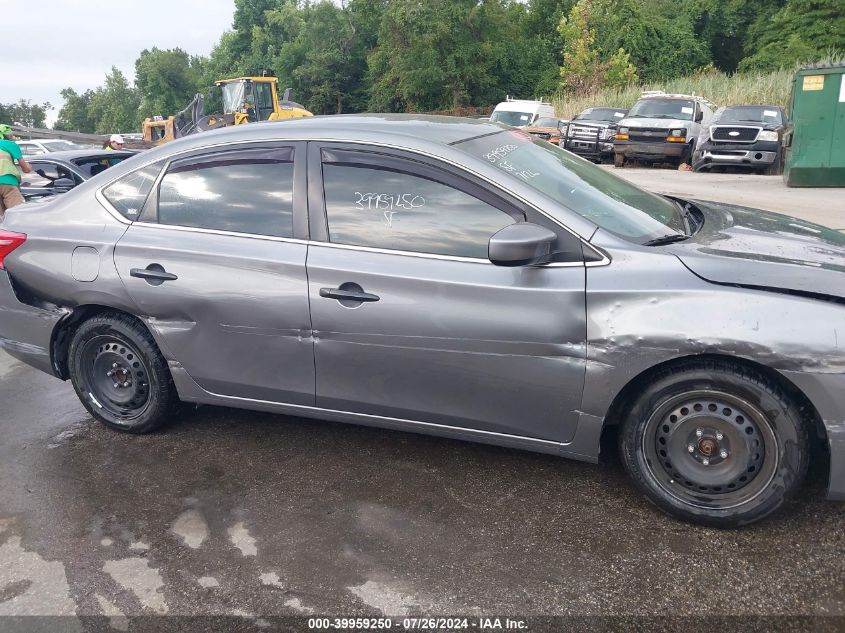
133,114 -> 508,164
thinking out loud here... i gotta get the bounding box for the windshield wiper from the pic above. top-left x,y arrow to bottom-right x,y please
643,233 -> 691,246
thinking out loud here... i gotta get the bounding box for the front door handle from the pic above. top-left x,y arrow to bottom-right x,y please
319,286 -> 380,303
130,265 -> 178,286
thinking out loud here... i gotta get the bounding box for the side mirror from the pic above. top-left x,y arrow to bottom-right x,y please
488,223 -> 558,267
694,110 -> 703,123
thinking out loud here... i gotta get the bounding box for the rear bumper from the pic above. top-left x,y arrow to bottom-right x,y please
614,140 -> 686,160
780,370 -> 845,501
0,270 -> 64,376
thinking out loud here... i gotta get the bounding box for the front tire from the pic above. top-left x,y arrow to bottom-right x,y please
619,360 -> 809,527
68,313 -> 179,434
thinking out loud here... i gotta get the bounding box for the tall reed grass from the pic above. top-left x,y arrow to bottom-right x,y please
550,67 -> 796,118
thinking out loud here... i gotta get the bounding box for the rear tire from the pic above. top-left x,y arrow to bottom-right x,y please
68,313 -> 179,434
619,359 -> 809,527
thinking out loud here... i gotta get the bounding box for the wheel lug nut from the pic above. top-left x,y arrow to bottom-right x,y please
687,444 -> 695,453
702,457 -> 710,466
720,450 -> 728,459
122,382 -> 130,388
696,428 -> 703,438
112,363 -> 118,368
113,383 -> 119,388
716,432 -> 724,441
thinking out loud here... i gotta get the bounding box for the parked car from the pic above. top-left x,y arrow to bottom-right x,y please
693,105 -> 786,174
489,98 -> 556,128
614,92 -> 717,167
17,139 -> 87,156
560,107 -> 628,162
19,149 -> 137,201
522,117 -> 568,144
1,115 -> 843,527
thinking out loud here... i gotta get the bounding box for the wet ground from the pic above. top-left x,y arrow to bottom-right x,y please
0,348 -> 843,629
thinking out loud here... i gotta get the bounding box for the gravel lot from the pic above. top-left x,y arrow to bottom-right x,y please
605,165 -> 845,231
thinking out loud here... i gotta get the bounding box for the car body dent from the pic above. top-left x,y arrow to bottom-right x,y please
0,115 -> 843,500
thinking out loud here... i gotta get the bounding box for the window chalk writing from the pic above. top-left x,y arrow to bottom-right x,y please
484,145 -> 539,182
354,192 -> 425,227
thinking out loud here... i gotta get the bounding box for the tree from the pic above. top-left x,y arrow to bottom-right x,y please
274,1 -> 369,114
738,0 -> 845,71
0,99 -> 51,128
558,0 -> 638,93
368,0 -> 533,112
590,0 -> 710,82
54,88 -> 96,132
135,47 -> 204,119
87,67 -> 141,134
685,0 -> 786,73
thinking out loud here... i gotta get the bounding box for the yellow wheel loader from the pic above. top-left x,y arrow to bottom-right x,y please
143,75 -> 312,145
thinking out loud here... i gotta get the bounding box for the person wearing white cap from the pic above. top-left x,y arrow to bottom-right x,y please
104,134 -> 125,151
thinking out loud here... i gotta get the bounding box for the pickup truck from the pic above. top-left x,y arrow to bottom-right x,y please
692,105 -> 786,174
559,107 -> 628,162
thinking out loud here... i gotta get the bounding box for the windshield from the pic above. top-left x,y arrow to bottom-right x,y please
457,131 -> 684,242
221,82 -> 246,114
576,108 -> 626,122
716,106 -> 782,125
490,110 -> 533,127
534,118 -> 560,128
628,99 -> 695,121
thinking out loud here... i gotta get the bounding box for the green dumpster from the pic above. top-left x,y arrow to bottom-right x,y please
783,62 -> 845,187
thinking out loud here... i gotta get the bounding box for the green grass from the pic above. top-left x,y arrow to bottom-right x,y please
550,67 -> 797,119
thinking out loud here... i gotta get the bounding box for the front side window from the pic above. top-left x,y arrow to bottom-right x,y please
322,163 -> 516,259
102,161 -> 164,219
157,150 -> 294,238
457,131 -> 684,242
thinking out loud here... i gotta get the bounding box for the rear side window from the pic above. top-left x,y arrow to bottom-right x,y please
102,161 -> 164,220
156,148 -> 294,238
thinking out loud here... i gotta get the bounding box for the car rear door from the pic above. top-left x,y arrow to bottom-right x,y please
112,142 -> 315,405
305,143 -> 587,442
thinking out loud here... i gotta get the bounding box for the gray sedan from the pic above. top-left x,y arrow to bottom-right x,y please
1,115 -> 843,527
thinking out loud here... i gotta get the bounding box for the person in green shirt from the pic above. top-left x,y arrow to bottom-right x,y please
0,124 -> 32,217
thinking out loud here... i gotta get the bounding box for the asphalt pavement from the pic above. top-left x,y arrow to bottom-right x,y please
0,345 -> 843,629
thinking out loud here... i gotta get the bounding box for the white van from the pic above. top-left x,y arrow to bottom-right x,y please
490,98 -> 556,128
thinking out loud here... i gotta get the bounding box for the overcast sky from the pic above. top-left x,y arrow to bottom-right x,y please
3,0 -> 236,125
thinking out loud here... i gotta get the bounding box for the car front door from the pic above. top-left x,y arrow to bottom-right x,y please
305,144 -> 587,442
112,143 -> 315,405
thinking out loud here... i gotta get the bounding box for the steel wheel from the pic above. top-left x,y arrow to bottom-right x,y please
642,390 -> 778,510
619,360 -> 810,527
68,313 -> 179,434
79,335 -> 152,424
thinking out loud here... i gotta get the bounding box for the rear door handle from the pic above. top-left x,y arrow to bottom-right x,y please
130,265 -> 178,286
319,287 -> 380,303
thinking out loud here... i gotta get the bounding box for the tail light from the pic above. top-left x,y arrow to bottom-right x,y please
0,230 -> 27,270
